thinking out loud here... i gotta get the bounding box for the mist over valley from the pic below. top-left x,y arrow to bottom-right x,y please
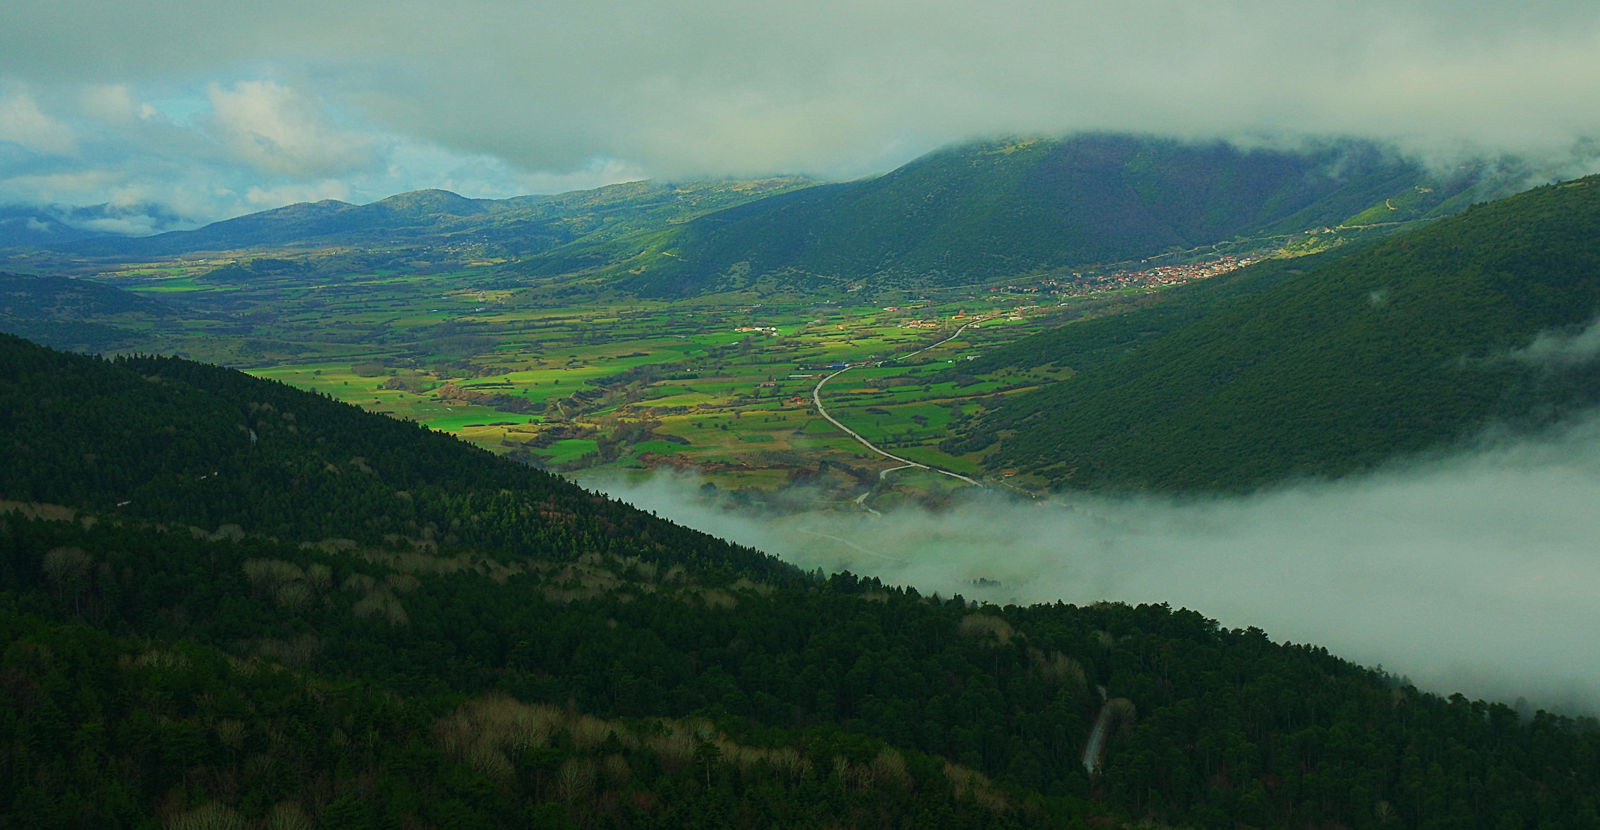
7,10 -> 1600,815
591,404 -> 1600,714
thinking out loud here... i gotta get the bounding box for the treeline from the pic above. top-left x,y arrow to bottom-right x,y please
0,600 -> 1040,829
0,333 -> 789,584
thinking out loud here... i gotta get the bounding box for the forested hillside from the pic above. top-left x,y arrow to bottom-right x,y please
964,176 -> 1600,490
0,333 -> 780,580
545,134 -> 1506,296
0,273 -> 185,354
3,334 -> 1599,828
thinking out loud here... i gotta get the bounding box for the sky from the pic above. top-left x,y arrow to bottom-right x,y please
4,0 -> 1600,231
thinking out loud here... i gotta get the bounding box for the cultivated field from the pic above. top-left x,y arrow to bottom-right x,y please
61,248 -> 1242,508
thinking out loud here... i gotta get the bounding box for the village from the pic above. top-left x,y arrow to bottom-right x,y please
991,253 -> 1259,297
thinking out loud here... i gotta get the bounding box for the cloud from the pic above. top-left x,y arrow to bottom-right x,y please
0,72 -> 651,230
206,80 -> 378,178
78,84 -> 140,125
589,410 -> 1600,714
240,180 -> 352,210
1504,316 -> 1600,368
0,169 -> 125,203
0,86 -> 78,156
5,0 -> 1600,196
74,214 -> 175,236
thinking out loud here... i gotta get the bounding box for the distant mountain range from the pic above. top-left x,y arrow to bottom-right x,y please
6,132 -> 1597,497
960,175 -> 1600,490
0,201 -> 187,248
7,134 -> 1545,297
34,178 -> 813,260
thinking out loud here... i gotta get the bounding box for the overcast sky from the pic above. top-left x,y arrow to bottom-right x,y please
4,0 -> 1600,228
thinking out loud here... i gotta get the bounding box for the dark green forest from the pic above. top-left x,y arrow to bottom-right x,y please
965,176 -> 1600,491
3,333 -> 1600,828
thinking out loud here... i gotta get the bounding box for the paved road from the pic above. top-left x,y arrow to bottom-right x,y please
811,365 -> 981,487
805,315 -> 1001,509
902,315 -> 994,360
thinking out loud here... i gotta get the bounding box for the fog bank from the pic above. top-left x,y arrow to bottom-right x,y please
589,415 -> 1600,713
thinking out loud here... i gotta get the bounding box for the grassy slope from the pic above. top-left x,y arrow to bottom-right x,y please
973,177 -> 1600,490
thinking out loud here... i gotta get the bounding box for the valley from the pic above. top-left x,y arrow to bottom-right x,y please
27,243 -> 1274,510
3,133 -> 1571,510
8,0 -> 1600,819
6,131 -> 1600,828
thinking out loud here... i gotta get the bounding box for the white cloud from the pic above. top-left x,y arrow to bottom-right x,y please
1505,316 -> 1600,368
0,169 -> 125,203
513,157 -> 649,196
591,410 -> 1600,713
78,84 -> 137,124
5,1 -> 1600,223
242,179 -> 351,208
206,80 -> 378,178
381,142 -> 646,201
76,214 -> 172,236
0,86 -> 78,156
77,83 -> 165,128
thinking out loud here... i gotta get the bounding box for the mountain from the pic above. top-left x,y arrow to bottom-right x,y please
960,175 -> 1600,491
3,332 -> 1600,827
0,272 -> 184,353
54,178 -> 813,259
523,134 -> 1523,296
18,135 -> 1536,301
0,202 -> 186,248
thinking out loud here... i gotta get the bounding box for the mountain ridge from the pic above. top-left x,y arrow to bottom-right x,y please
47,177 -> 816,260
10,133 -> 1542,300
545,134 -> 1527,296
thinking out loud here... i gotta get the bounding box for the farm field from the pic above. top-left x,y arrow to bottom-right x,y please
58,249 -> 1243,508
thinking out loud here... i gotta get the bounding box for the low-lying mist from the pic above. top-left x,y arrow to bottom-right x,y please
587,413 -> 1600,714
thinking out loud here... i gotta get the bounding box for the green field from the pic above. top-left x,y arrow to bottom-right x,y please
52,246 -> 1254,508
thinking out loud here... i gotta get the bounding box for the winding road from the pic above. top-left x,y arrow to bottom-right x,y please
808,315 -> 997,508
812,365 -> 977,485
